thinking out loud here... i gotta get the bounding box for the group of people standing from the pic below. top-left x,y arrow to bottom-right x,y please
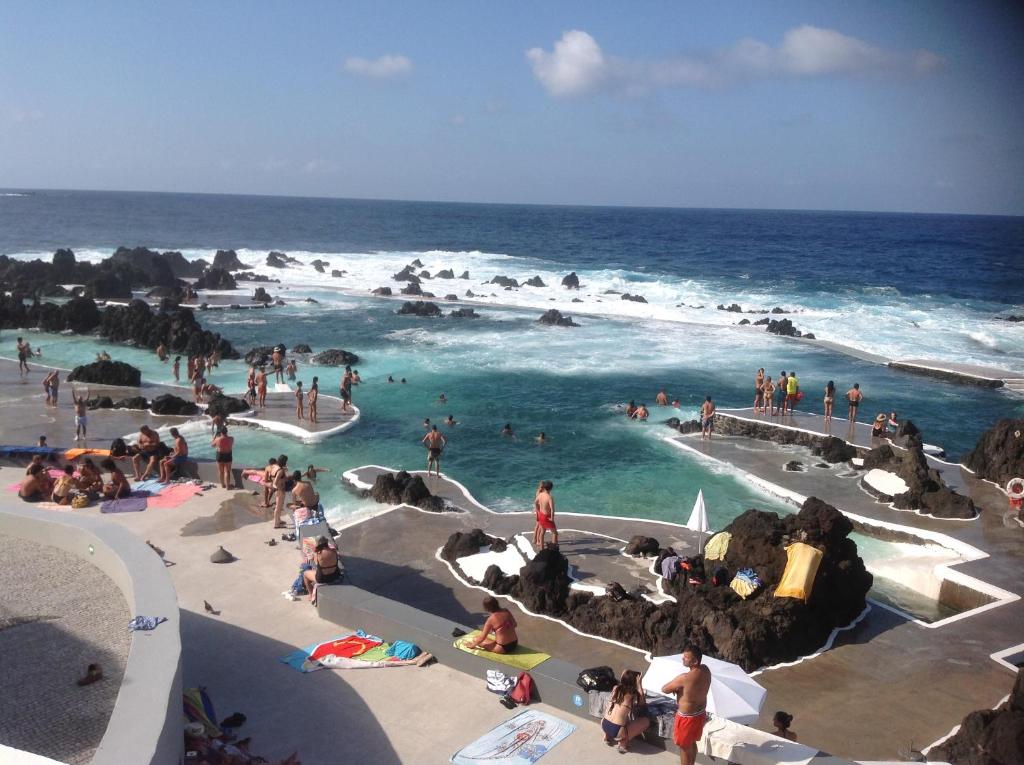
754,368 -> 868,425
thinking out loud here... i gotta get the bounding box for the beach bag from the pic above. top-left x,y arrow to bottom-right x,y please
509,672 -> 535,705
605,581 -> 628,602
577,665 -> 616,693
71,494 -> 89,509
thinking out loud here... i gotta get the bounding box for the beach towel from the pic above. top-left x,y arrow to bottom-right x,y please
0,446 -> 59,457
385,640 -> 421,660
450,709 -> 576,765
455,632 -> 551,670
241,469 -> 265,485
774,542 -> 823,603
63,448 -> 110,460
703,532 -> 732,561
100,496 -> 148,513
148,482 -> 203,509
132,478 -> 166,495
729,568 -> 763,599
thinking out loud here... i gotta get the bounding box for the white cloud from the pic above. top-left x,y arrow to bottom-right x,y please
526,30 -> 607,97
528,27 -> 942,97
344,54 -> 412,79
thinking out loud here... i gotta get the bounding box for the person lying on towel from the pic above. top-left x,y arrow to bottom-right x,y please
465,596 -> 518,654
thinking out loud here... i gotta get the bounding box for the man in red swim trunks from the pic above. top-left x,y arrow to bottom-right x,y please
661,643 -> 711,765
533,480 -> 558,547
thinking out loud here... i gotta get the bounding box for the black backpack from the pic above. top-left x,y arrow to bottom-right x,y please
576,666 -> 616,693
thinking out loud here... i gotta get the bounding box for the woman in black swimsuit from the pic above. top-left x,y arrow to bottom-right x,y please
465,596 -> 518,654
303,536 -> 342,603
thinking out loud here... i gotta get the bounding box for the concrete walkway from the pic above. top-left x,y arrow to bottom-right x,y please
0,532 -> 130,764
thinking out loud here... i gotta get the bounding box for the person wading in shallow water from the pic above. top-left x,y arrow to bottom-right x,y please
421,425 -> 446,476
661,644 -> 712,765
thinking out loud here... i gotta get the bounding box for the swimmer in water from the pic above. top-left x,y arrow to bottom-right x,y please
387,375 -> 395,383
439,393 -> 447,405
655,389 -> 668,406
444,415 -> 457,426
536,432 -> 547,444
423,418 -> 431,428
501,423 -> 515,437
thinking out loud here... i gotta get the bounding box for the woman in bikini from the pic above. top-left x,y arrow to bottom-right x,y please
823,380 -> 835,424
466,596 -> 518,654
302,536 -> 342,603
601,670 -> 650,753
763,376 -> 775,416
294,381 -> 305,420
100,458 -> 131,499
212,427 -> 235,489
308,377 -> 319,423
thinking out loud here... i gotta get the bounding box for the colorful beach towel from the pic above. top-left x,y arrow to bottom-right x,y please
450,709 -> 576,765
148,483 -> 203,509
183,687 -> 220,738
455,632 -> 550,670
131,478 -> 166,496
101,496 -> 148,513
280,633 -> 417,672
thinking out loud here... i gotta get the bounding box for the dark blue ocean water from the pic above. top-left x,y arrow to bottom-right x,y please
2,189 -> 1022,303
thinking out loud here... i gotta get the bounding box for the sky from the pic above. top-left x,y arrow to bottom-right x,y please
1,1 -> 1022,215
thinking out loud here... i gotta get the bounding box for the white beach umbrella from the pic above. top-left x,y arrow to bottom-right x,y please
685,489 -> 711,553
642,654 -> 767,725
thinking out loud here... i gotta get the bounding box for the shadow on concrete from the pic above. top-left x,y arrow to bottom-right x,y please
179,609 -> 402,765
342,555 -> 480,625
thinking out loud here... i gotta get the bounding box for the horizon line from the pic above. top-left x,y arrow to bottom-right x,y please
0,185 -> 1020,220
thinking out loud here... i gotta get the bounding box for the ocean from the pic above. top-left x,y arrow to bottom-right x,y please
1,189 -> 1022,538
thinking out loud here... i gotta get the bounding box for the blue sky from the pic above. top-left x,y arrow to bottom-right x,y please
1,1 -> 1021,214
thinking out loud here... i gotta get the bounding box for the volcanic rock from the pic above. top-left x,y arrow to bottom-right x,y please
419,270 -> 432,279
811,437 -> 858,464
738,319 -> 750,325
753,318 -> 770,326
150,394 -> 199,416
625,536 -> 660,556
717,303 -> 743,313
160,251 -> 206,278
310,349 -> 359,366
934,669 -> 1024,765
863,443 -> 977,518
205,394 -> 250,418
963,419 -> 1024,489
771,307 -> 787,314
68,360 -> 141,387
525,276 -> 546,288
372,287 -> 392,296
621,294 -> 648,303
465,290 -> 476,298
113,396 -> 149,410
440,528 -> 504,566
266,252 -> 292,268
194,268 -> 237,290
244,346 -> 273,366
537,309 -> 579,327
766,318 -> 799,337
311,259 -> 328,273
86,271 -> 133,300
86,396 -> 114,410
252,287 -> 273,303
331,270 -> 344,278
410,258 -> 424,268
490,275 -> 519,288
513,546 -> 572,616
450,308 -> 479,318
459,271 -> 470,279
435,269 -> 454,279
401,282 -> 423,296
397,301 -> 442,317
52,248 -> 76,271
369,470 -> 446,512
393,265 -> 420,284
561,272 -> 580,289
212,250 -> 248,271
444,294 -> 458,301
108,247 -> 180,287
233,272 -> 279,283
784,460 -> 806,472
291,344 -> 313,354
804,333 -> 816,340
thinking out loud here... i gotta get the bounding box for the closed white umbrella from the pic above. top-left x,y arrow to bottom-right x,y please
642,653 -> 767,725
685,489 -> 711,554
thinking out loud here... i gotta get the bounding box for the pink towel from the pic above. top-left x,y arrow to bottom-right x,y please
148,483 -> 203,509
242,470 -> 265,485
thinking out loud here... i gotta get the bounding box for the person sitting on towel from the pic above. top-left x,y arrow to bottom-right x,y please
76,458 -> 104,496
302,536 -> 341,602
100,458 -> 131,499
465,596 -> 518,654
19,463 -> 48,502
51,465 -> 77,505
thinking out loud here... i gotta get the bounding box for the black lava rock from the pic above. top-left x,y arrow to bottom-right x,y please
68,360 -> 141,387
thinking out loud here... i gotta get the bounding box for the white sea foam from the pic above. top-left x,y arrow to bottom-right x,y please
6,245 -> 1022,370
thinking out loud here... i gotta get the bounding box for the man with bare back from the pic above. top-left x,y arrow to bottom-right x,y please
421,425 -> 447,476
661,644 -> 712,765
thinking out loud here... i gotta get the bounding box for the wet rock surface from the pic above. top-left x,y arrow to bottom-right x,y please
537,309 -> 579,327
212,250 -> 248,271
310,349 -> 360,366
193,268 -> 237,290
67,360 -> 141,387
205,394 -> 250,418
863,443 -> 977,518
561,272 -> 580,289
963,418 -> 1024,489
150,394 -> 199,416
397,301 -> 442,317
368,471 -> 446,512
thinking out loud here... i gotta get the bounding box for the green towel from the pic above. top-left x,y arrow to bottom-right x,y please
353,643 -> 391,663
454,630 -> 550,670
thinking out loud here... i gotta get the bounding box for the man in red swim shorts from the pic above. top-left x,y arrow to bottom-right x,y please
661,643 -> 712,765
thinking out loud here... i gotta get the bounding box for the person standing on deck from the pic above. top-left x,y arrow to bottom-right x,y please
700,396 -> 716,440
777,371 -> 789,416
661,644 -> 712,765
847,383 -> 863,423
340,365 -> 354,413
421,425 -> 447,477
786,371 -> 800,415
533,480 -> 558,547
72,386 -> 90,441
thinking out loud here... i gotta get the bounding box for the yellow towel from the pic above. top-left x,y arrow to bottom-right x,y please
703,532 -> 732,561
774,542 -> 823,602
455,630 -> 550,670
729,576 -> 757,599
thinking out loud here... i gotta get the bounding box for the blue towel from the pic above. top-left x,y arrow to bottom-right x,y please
129,615 -> 167,631
132,478 -> 166,495
385,640 -> 421,660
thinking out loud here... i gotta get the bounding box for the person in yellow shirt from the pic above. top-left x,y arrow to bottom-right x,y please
786,372 -> 800,415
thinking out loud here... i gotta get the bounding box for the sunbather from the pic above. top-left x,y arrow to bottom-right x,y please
601,670 -> 650,753
465,596 -> 518,654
